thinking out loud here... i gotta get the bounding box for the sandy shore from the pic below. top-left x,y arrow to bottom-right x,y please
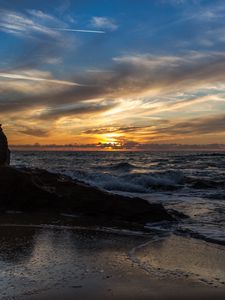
0,213 -> 224,300
20,284 -> 225,300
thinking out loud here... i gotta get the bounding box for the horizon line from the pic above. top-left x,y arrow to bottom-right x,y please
9,143 -> 225,152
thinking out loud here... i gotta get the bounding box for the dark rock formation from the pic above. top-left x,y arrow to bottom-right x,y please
0,167 -> 179,223
0,125 -> 10,166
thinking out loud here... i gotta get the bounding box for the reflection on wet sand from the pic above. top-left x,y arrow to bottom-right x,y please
131,235 -> 225,287
0,226 -> 36,263
0,224 -> 149,299
0,222 -> 224,300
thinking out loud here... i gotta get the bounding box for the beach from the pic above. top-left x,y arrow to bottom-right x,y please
0,213 -> 225,300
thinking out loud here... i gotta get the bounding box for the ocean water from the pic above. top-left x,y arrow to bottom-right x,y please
11,151 -> 225,245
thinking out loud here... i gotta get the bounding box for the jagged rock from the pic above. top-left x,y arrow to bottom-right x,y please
0,125 -> 10,166
0,167 -> 178,223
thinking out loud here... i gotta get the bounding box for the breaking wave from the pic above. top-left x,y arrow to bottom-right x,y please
95,161 -> 138,172
66,170 -> 185,193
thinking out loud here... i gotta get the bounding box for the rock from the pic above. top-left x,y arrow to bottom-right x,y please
0,125 -> 10,166
0,167 -> 177,223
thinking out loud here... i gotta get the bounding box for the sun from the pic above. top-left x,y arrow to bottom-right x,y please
100,132 -> 122,143
97,132 -> 123,150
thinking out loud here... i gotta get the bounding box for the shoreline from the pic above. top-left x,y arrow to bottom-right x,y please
0,214 -> 224,299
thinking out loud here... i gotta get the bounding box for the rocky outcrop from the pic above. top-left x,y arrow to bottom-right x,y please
0,126 -> 10,166
0,167 -> 178,223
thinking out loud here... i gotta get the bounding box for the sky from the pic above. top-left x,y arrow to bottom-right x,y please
1,0 -> 225,150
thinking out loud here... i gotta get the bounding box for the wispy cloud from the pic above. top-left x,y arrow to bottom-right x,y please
0,9 -> 106,38
2,51 -> 225,114
37,100 -> 118,120
0,9 -> 59,38
0,72 -> 82,86
26,9 -> 57,21
0,8 -> 105,72
91,16 -> 118,31
154,113 -> 225,136
82,111 -> 225,144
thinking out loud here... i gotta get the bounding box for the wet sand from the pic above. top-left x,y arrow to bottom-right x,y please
0,213 -> 225,300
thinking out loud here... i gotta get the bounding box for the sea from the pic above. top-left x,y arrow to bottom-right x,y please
11,151 -> 225,245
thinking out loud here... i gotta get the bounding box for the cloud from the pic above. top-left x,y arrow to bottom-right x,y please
0,9 -> 60,38
0,9 -> 105,38
83,126 -> 149,135
0,8 -> 73,70
0,71 -> 82,86
0,8 -> 105,71
82,111 -> 225,142
154,113 -> 225,136
2,51 -> 225,116
37,100 -> 118,120
91,17 -> 118,31
19,127 -> 49,137
41,51 -> 225,108
0,69 -> 75,113
26,9 -> 57,21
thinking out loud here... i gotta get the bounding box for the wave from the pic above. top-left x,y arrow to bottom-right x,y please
62,167 -> 225,195
95,161 -> 139,172
65,169 -> 185,193
187,177 -> 225,189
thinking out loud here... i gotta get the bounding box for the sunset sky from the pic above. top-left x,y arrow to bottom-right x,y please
1,0 -> 225,150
